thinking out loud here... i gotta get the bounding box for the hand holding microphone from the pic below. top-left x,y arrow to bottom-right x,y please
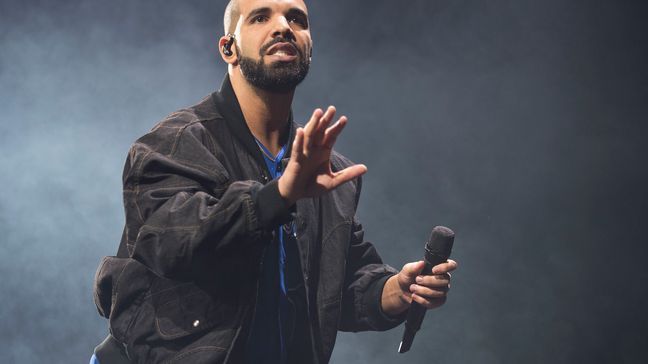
398,226 -> 456,353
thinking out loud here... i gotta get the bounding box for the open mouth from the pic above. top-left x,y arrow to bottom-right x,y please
266,42 -> 298,57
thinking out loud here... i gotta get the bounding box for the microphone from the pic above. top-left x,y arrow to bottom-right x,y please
398,226 -> 455,353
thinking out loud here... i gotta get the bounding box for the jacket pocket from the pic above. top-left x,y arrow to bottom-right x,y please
154,283 -> 234,340
93,256 -> 156,322
95,256 -> 240,362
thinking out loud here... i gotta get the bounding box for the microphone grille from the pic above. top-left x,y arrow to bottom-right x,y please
426,226 -> 455,257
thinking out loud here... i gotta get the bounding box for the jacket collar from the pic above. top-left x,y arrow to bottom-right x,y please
211,74 -> 296,172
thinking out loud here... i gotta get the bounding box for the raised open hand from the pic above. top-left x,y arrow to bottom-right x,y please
278,106 -> 367,205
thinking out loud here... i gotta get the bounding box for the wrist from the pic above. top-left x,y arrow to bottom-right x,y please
277,176 -> 297,206
381,274 -> 410,316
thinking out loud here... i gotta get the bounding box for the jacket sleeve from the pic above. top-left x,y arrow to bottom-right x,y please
122,120 -> 292,280
337,176 -> 407,332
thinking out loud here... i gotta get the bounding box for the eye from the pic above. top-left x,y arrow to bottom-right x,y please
288,15 -> 308,28
252,15 -> 268,23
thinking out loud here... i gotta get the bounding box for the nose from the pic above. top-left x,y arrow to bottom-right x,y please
271,16 -> 295,41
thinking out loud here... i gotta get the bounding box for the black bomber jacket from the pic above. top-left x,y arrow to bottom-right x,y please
93,75 -> 405,363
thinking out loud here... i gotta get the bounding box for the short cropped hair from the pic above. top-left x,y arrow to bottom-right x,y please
223,0 -> 240,34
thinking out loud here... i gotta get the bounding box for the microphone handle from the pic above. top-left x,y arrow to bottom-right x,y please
398,252 -> 448,353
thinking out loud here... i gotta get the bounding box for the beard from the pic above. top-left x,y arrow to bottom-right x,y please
237,41 -> 310,93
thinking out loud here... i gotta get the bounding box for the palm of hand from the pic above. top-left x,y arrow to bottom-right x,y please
278,106 -> 367,204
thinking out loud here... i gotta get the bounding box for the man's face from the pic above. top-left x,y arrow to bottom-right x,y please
233,0 -> 312,93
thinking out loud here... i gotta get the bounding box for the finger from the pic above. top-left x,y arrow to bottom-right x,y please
411,293 -> 447,310
290,128 -> 305,162
304,108 -> 323,155
410,284 -> 449,299
313,106 -> 336,146
321,116 -> 347,149
415,273 -> 450,287
305,108 -> 323,134
324,164 -> 367,190
432,259 -> 458,274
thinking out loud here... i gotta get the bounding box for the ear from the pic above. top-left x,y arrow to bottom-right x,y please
218,35 -> 238,65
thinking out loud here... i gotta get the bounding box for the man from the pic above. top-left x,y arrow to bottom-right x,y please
92,0 -> 457,363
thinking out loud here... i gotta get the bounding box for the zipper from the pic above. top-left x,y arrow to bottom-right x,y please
245,242 -> 268,339
292,218 -> 319,364
223,306 -> 248,363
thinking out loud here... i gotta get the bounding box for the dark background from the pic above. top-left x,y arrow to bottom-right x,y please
1,0 -> 647,363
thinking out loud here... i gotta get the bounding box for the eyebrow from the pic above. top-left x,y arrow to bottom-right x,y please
287,7 -> 308,18
245,6 -> 309,24
245,7 -> 271,22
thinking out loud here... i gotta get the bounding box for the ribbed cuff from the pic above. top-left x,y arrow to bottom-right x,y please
254,179 -> 294,229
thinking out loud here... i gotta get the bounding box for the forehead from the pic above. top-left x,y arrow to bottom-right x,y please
237,0 -> 308,15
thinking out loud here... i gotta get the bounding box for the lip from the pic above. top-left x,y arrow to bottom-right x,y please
265,42 -> 298,56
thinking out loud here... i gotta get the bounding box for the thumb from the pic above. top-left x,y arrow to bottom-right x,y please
400,260 -> 425,281
328,164 -> 368,190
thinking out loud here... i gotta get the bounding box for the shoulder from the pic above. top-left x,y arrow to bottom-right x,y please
122,94 -> 231,184
132,94 -> 227,156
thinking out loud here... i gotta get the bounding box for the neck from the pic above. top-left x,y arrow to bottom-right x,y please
229,69 -> 294,157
